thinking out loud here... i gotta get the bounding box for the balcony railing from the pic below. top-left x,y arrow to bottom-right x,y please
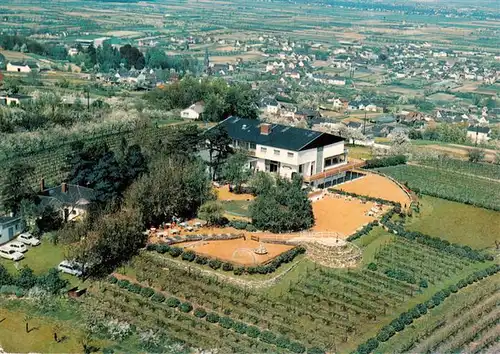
303,160 -> 366,183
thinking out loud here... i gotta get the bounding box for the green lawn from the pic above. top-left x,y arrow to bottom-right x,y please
405,196 -> 500,250
0,241 -> 66,275
221,200 -> 253,218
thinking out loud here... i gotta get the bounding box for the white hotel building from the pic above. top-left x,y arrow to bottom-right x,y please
213,117 -> 359,188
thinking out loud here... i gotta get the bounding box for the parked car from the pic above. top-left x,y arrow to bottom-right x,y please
58,260 -> 84,277
0,246 -> 25,261
18,233 -> 41,246
6,241 -> 28,253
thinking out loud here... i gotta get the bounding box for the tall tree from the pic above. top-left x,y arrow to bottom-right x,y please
1,162 -> 38,215
222,151 -> 251,193
162,124 -> 202,158
205,126 -> 233,180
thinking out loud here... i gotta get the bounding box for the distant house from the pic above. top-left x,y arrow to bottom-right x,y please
259,98 -> 281,115
0,215 -> 23,245
38,181 -> 96,222
181,101 -> 205,120
467,125 -> 490,144
344,121 -> 362,130
294,109 -> 320,120
6,61 -> 39,73
0,93 -> 32,106
332,98 -> 349,111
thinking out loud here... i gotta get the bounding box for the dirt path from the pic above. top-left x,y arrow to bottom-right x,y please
408,162 -> 500,183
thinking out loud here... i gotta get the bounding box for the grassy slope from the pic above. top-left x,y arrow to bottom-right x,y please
406,196 -> 500,250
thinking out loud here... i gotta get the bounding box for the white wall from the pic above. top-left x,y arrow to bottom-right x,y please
323,141 -> 345,160
181,109 -> 199,120
6,63 -> 31,73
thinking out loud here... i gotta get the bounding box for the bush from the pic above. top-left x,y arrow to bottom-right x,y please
416,303 -> 428,315
390,318 -> 405,332
209,259 -> 222,270
448,284 -> 458,293
181,250 -> 196,262
232,321 -> 247,334
145,244 -> 157,251
229,221 -> 248,230
140,287 -> 155,298
222,262 -> 234,271
206,312 -> 219,323
246,326 -> 261,338
219,316 -> 234,329
127,283 -> 142,294
276,336 -> 291,349
108,275 -> 118,284
260,330 -> 276,344
307,347 -> 326,354
245,223 -> 257,232
117,279 -> 130,289
367,263 -> 377,271
376,325 -> 395,342
399,312 -> 413,326
151,292 -> 165,303
179,302 -> 193,313
419,279 -> 428,288
156,244 -> 170,254
168,247 -> 183,257
194,308 -> 207,318
233,267 -> 245,275
166,297 -> 180,308
195,256 -> 208,265
289,342 -> 306,354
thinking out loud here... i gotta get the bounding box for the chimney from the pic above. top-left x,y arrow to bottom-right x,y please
61,182 -> 67,193
260,123 -> 272,135
40,178 -> 45,192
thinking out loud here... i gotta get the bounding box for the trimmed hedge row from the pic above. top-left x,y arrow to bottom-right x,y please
107,276 -> 322,354
228,220 -> 257,232
347,221 -> 379,242
328,188 -> 403,209
146,243 -> 306,276
365,155 -> 407,169
384,221 -> 493,262
355,264 -> 500,354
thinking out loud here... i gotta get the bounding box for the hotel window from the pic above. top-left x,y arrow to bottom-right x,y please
260,147 -> 267,153
287,152 -> 294,158
274,149 -> 280,156
250,142 -> 256,149
298,164 -> 303,173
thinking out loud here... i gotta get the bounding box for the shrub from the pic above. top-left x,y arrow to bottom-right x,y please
246,326 -> 261,338
419,279 -> 428,288
108,275 -> 118,284
222,263 -> 234,271
232,321 -> 247,334
308,347 -> 326,354
166,297 -> 180,308
145,244 -> 157,251
181,250 -> 196,262
168,247 -> 183,257
390,318 -> 405,332
399,312 -> 413,326
117,279 -> 130,289
233,267 -> 245,275
194,308 -> 207,318
195,256 -> 208,265
209,259 -> 222,270
140,287 -> 155,298
151,292 -> 165,303
377,325 -> 395,342
367,263 -> 377,271
276,336 -> 291,349
245,223 -> 257,232
127,283 -> 142,294
448,284 -> 458,293
229,221 -> 248,230
179,302 -> 193,313
416,303 -> 428,315
206,313 -> 219,323
260,331 -> 276,344
289,342 -> 306,353
156,244 -> 170,254
219,316 -> 234,329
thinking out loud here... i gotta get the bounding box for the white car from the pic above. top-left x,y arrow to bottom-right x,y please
6,241 -> 28,253
58,260 -> 84,277
18,233 -> 41,246
0,246 -> 25,261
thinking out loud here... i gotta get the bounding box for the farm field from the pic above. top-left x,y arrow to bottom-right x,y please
416,158 -> 500,180
377,272 -> 500,353
377,165 -> 500,211
111,230 -> 494,353
405,196 -> 500,250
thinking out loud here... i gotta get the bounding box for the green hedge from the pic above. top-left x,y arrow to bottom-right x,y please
147,243 -> 305,276
355,264 -> 500,354
328,189 -> 403,209
365,155 -> 407,169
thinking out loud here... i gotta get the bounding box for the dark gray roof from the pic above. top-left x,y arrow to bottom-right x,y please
214,116 -> 343,151
467,125 -> 490,134
39,184 -> 96,209
0,216 -> 21,225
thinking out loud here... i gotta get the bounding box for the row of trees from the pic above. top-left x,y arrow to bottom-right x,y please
144,76 -> 259,121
